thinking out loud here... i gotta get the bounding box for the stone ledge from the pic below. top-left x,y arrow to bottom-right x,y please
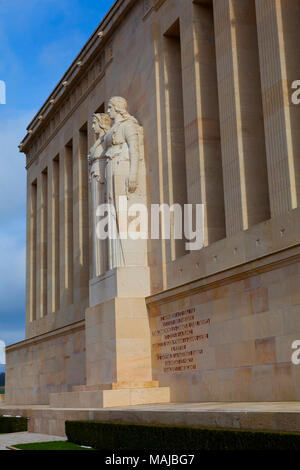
2,402 -> 300,437
148,224 -> 300,306
149,208 -> 300,296
6,320 -> 85,352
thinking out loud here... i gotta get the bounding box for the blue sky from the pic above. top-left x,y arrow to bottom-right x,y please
0,0 -> 115,357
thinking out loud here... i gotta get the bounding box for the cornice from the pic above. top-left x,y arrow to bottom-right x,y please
20,0 -> 137,158
25,64 -> 108,169
143,0 -> 168,18
6,320 -> 85,352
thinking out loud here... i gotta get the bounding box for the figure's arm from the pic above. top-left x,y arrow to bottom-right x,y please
125,124 -> 140,193
98,156 -> 106,184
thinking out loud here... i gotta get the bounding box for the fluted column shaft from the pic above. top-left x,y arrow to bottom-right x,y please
214,0 -> 270,236
73,128 -> 90,302
255,0 -> 300,215
181,0 -> 225,245
59,144 -> 74,308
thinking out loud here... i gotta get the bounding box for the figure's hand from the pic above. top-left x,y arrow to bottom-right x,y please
126,176 -> 138,193
97,175 -> 106,185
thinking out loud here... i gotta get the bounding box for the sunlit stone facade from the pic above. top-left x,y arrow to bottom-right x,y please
4,0 -> 300,411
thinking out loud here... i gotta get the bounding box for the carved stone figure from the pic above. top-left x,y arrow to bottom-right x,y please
88,113 -> 111,277
89,97 -> 147,275
105,96 -> 142,194
104,96 -> 145,269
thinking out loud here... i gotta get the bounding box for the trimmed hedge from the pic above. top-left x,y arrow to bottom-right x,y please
0,417 -> 28,434
65,420 -> 300,450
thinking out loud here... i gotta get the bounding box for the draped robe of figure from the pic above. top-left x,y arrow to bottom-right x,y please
89,135 -> 107,277
103,114 -> 144,270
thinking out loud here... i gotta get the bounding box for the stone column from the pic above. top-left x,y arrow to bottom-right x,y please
87,118 -> 99,280
47,157 -> 60,315
255,0 -> 300,215
25,176 -> 31,336
72,128 -> 89,305
36,172 -> 47,319
180,0 -> 225,245
35,175 -> 42,320
59,144 -> 74,308
214,0 -> 270,236
41,170 -> 48,317
26,178 -> 37,333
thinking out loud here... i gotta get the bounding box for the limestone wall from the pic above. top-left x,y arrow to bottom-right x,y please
8,0 -> 300,404
149,241 -> 300,402
5,322 -> 85,405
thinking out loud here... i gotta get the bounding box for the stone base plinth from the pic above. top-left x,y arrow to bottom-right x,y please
49,387 -> 170,408
85,297 -> 153,386
72,381 -> 159,391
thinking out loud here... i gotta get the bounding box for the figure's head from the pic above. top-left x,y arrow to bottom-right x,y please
92,113 -> 111,135
107,96 -> 128,120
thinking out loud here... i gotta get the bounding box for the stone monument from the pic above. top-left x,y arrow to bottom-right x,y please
49,98 -> 170,408
3,0 -> 300,436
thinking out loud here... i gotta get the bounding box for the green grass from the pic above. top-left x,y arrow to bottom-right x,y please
14,441 -> 94,451
0,387 -> 5,395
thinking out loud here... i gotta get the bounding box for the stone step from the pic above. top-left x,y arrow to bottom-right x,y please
49,387 -> 170,409
72,381 -> 159,392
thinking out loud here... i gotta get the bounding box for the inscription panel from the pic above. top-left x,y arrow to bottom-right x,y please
151,307 -> 210,373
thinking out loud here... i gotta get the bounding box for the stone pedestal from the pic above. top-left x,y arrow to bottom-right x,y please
85,297 -> 153,386
47,98 -> 170,409
85,267 -> 170,403
89,266 -> 150,306
49,267 -> 170,408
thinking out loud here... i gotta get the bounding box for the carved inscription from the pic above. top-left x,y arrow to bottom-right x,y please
152,307 -> 210,373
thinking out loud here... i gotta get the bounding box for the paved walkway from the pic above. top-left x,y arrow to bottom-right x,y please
0,432 -> 66,450
2,402 -> 300,411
